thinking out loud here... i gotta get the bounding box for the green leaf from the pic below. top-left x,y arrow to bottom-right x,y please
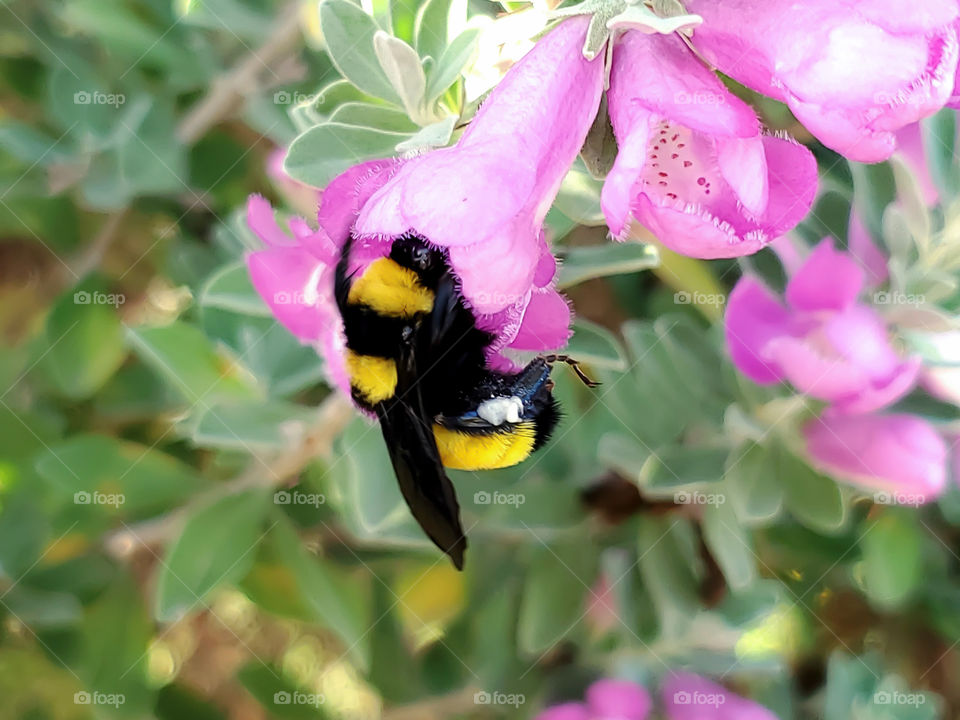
921,108 -> 958,201
425,27 -> 480,102
850,161 -> 896,241
394,115 -> 456,152
557,242 -> 658,288
240,517 -> 371,669
198,262 -> 272,317
725,443 -> 783,525
637,517 -> 701,639
702,490 -> 757,590
779,447 -> 847,534
237,661 -> 330,719
414,0 -> 465,63
551,164 -> 606,227
319,0 -> 401,103
373,31 -> 427,121
327,419 -> 437,549
328,102 -> 418,133
127,321 -> 263,405
284,122 -> 407,188
35,434 -> 207,517
517,540 -> 596,653
191,400 -> 318,451
0,121 -> 68,164
859,510 -> 922,610
43,280 -> 126,399
155,488 -> 270,622
644,446 -> 729,491
0,492 -> 48,578
565,318 -> 627,370
81,574 -> 155,714
118,97 -> 189,196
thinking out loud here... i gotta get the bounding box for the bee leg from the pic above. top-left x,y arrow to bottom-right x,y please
543,354 -> 601,388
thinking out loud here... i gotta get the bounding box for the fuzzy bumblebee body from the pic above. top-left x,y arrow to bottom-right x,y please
334,236 -> 561,568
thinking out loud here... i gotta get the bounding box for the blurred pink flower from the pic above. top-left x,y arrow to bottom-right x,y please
267,147 -> 323,217
535,679 -> 651,720
725,238 -> 920,414
602,31 -> 817,258
804,411 -> 948,501
662,673 -> 778,720
246,17 -> 605,383
686,0 -> 959,162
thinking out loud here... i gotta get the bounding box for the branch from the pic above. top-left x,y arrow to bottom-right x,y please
176,3 -> 303,144
104,394 -> 354,556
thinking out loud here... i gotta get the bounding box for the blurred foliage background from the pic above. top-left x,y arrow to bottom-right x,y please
1,0 -> 960,718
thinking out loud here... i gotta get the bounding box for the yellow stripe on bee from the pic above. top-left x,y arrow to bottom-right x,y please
348,258 -> 435,317
433,423 -> 537,470
346,350 -> 397,404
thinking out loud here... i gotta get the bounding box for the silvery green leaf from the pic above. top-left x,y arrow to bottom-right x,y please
552,164 -> 606,226
921,108 -> 958,201
394,114 -> 456,152
606,3 -> 702,35
320,0 -> 400,104
374,31 -> 428,122
414,0 -> 466,66
557,242 -> 658,288
285,122 -> 407,187
425,26 -> 480,102
889,155 -> 931,249
565,317 -> 628,370
702,488 -> 757,590
329,102 -> 418,133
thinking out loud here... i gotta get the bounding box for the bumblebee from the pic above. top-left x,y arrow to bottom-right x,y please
334,235 -> 595,569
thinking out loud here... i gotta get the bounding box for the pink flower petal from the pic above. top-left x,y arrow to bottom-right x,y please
662,672 -> 778,720
508,287 -> 572,351
804,412 -> 948,499
318,158 -> 401,248
686,0 -> 960,161
786,238 -> 865,312
247,247 -> 333,342
356,16 -> 603,315
766,335 -> 868,402
586,679 -> 652,720
247,194 -> 294,247
895,122 -> 940,206
724,277 -> 792,384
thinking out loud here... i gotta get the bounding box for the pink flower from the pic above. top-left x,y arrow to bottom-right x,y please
725,238 -> 920,414
894,123 -> 940,207
804,412 -> 948,501
267,147 -> 323,217
662,673 -> 778,720
246,17 -> 605,386
685,0 -> 960,162
602,30 -> 817,259
535,679 -> 651,720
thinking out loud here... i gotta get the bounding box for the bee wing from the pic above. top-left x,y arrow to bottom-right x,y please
376,339 -> 467,570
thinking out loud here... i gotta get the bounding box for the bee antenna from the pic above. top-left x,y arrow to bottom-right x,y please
543,354 -> 601,388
